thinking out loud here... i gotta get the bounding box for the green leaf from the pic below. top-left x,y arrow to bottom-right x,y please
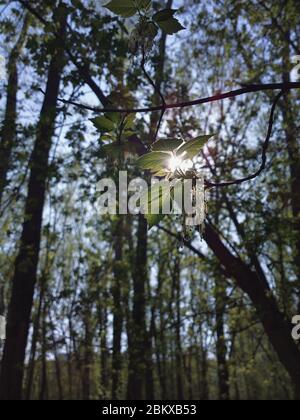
91,116 -> 116,132
101,140 -> 141,159
152,169 -> 169,177
101,134 -> 115,143
153,10 -> 184,34
100,143 -> 122,158
136,151 -> 170,172
155,17 -> 185,34
104,0 -> 138,17
152,138 -> 183,152
124,113 -> 136,130
141,181 -> 172,228
137,0 -> 151,9
107,112 -> 121,123
178,135 -> 215,160
153,9 -> 177,22
104,0 -> 150,17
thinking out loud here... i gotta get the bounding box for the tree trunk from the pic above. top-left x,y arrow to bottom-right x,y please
99,293 -> 109,399
127,215 -> 148,400
203,224 -> 300,399
82,310 -> 93,401
0,13 -> 30,203
126,0 -> 173,398
174,257 -> 184,400
281,30 -> 300,303
214,277 -> 230,400
24,281 -> 44,400
112,217 -> 124,400
39,298 -> 48,401
0,4 -> 68,400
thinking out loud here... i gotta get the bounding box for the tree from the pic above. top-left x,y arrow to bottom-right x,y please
0,12 -> 30,203
0,2 -> 68,400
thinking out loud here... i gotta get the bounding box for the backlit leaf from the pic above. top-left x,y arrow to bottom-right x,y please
152,138 -> 183,152
136,151 -> 170,172
178,135 -> 215,160
140,181 -> 172,228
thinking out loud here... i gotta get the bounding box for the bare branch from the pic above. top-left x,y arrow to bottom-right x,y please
55,82 -> 300,114
205,90 -> 284,188
19,0 -> 109,106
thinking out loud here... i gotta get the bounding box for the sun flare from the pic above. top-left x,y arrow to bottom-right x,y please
168,155 -> 193,173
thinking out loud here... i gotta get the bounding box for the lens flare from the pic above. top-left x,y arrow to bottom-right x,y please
168,155 -> 193,173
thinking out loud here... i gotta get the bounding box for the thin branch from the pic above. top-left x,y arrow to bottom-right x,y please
157,225 -> 205,258
18,0 -> 109,106
205,90 -> 284,188
55,82 -> 300,114
141,48 -> 166,108
141,47 -> 166,142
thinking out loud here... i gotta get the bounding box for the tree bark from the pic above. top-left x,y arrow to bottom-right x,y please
215,277 -> 230,400
127,215 -> 148,400
111,217 -> 124,400
174,256 -> 184,400
99,289 -> 109,399
0,4 -> 68,400
82,308 -> 93,401
0,13 -> 30,203
203,224 -> 300,399
281,30 -> 300,303
24,281 -> 44,400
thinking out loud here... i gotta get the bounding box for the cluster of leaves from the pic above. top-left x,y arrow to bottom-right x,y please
137,135 -> 214,177
137,135 -> 214,228
100,2 -> 206,230
91,113 -> 141,159
104,0 -> 184,53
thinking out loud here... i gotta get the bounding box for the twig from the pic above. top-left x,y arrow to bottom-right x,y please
54,82 -> 300,114
141,47 -> 166,142
205,90 -> 284,188
18,0 -> 109,106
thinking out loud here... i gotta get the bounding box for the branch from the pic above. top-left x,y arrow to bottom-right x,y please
18,0 -> 109,106
205,90 -> 284,188
157,225 -> 205,259
141,47 -> 166,142
55,82 -> 300,114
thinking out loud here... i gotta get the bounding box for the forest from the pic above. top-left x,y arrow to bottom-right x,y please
0,0 -> 300,401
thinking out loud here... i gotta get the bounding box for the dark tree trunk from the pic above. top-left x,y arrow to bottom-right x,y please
145,306 -> 155,400
99,293 -> 109,399
127,215 -> 148,400
203,224 -> 300,400
39,298 -> 48,401
0,13 -> 30,203
112,217 -> 124,400
24,280 -> 44,400
281,31 -> 300,304
0,4 -> 67,400
215,278 -> 230,400
82,311 -> 93,401
49,316 -> 64,401
199,343 -> 209,400
174,257 -> 184,400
